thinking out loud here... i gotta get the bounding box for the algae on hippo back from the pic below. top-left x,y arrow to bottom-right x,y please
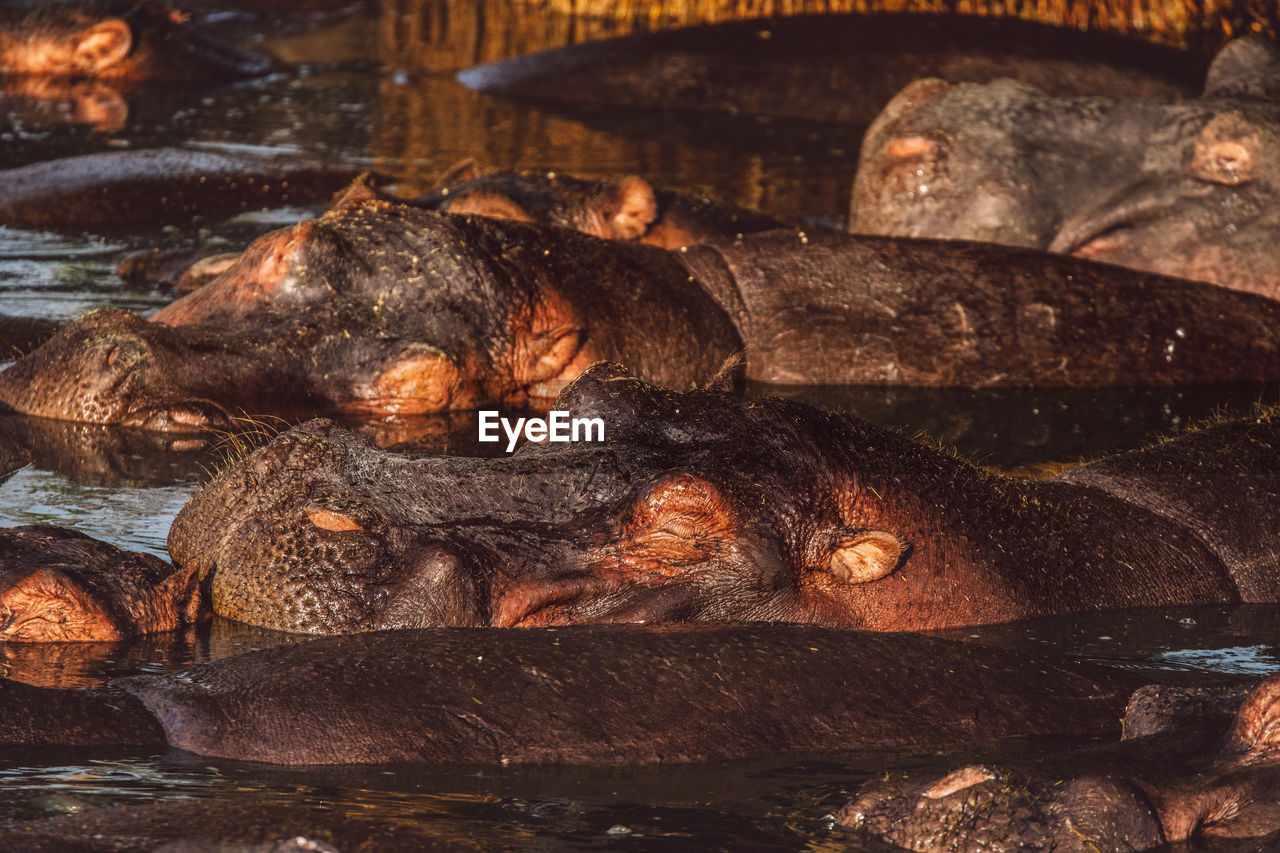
850,36 -> 1280,298
164,364 -> 1280,636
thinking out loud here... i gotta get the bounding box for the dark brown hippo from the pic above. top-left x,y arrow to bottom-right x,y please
8,188 -> 1280,431
0,525 -> 200,642
0,1 -> 278,82
107,625 -> 1150,763
117,164 -> 789,293
166,364 -> 1280,634
458,13 -> 1202,125
402,162 -> 789,249
0,187 -> 740,431
843,673 -> 1280,850
0,430 -> 28,481
850,37 -> 1280,297
0,147 -> 367,230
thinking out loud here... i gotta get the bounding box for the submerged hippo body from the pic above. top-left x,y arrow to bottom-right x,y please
845,673 -> 1280,850
0,1 -> 278,83
459,13 -> 1202,124
406,165 -> 788,249
0,147 -> 366,229
115,624 -> 1146,764
0,190 -> 739,430
168,365 -> 1279,635
7,188 -> 1280,430
0,525 -> 199,642
851,37 -> 1280,296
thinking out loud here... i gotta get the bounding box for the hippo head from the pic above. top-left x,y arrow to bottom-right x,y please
852,37 -> 1280,296
0,525 -> 200,642
842,673 -> 1280,849
412,163 -> 664,245
169,363 -> 941,634
0,308 -> 234,431
849,76 -> 1063,247
1048,38 -> 1280,296
0,1 -> 279,83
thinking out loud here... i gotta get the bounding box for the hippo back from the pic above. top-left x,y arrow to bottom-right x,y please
1060,414 -> 1280,601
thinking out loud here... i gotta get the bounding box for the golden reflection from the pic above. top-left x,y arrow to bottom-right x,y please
379,0 -> 1278,72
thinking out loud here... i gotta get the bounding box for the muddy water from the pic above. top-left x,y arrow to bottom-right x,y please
0,5 -> 1278,851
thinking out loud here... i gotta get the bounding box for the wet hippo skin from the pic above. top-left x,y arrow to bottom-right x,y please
7,187 -> 1280,431
169,365 -> 1280,635
0,1 -> 279,83
844,673 -> 1280,850
458,13 -> 1203,124
403,164 -> 789,249
851,37 -> 1280,297
0,525 -> 200,642
114,624 -> 1150,764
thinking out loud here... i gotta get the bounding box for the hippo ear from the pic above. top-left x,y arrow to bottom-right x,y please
70,19 -> 134,75
604,176 -> 658,240
827,531 -> 906,585
627,473 -> 735,562
1228,673 -> 1280,755
1203,37 -> 1280,100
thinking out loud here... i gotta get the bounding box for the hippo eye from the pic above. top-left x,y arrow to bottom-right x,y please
1191,139 -> 1255,186
626,473 -> 736,564
105,345 -> 120,367
304,505 -> 366,532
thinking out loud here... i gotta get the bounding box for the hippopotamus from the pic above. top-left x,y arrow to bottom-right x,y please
458,13 -> 1202,125
843,673 -> 1280,850
401,162 -> 788,249
0,525 -> 199,642
162,364 -> 1280,634
850,36 -> 1280,297
0,432 -> 27,482
0,624 -> 1148,760
115,164 -> 789,292
8,186 -> 1280,431
0,1 -> 278,82
0,147 -> 367,230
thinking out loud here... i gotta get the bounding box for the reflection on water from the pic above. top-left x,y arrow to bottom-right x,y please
0,4 -> 1276,850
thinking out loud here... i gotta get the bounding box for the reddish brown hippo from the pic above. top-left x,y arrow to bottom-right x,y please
0,1 -> 278,82
166,365 -> 1280,635
7,185 -> 1280,430
844,673 -> 1280,850
402,162 -> 789,249
0,525 -> 199,642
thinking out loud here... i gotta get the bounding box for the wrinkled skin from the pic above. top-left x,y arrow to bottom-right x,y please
10,188 -> 1280,431
0,431 -> 27,481
0,1 -> 278,83
0,187 -> 739,431
0,525 -> 200,642
459,13 -> 1201,125
168,364 -> 1278,635
406,163 -> 788,249
109,624 -> 1147,764
843,673 -> 1280,850
121,164 -> 788,293
0,147 -> 366,229
851,37 -> 1280,297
